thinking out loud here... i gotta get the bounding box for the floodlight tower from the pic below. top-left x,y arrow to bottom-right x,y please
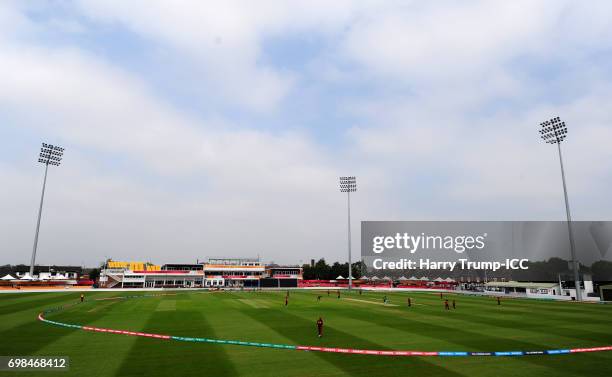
539,117 -> 581,301
339,176 -> 357,291
30,143 -> 64,276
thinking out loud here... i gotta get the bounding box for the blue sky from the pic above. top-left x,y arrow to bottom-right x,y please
1,1 -> 612,266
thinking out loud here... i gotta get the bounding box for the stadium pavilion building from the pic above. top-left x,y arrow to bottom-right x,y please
484,279 -> 595,300
99,258 -> 302,289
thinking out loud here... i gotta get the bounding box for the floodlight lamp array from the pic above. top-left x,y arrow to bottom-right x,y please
339,176 -> 357,192
38,143 -> 64,166
539,117 -> 567,144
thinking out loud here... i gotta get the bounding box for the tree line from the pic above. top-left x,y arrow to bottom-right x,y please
301,259 -> 365,280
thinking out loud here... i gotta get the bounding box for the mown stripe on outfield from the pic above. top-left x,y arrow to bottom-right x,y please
0,295 -> 110,356
37,293 -> 612,359
117,306 -> 239,377
334,297 -> 603,375
241,307 -> 464,377
440,304 -> 612,344
374,291 -> 612,345
0,292 -> 48,304
0,292 -> 76,316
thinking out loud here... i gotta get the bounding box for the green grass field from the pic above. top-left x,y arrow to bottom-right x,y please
1,289 -> 612,377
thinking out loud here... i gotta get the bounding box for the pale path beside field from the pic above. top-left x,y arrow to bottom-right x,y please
343,297 -> 399,307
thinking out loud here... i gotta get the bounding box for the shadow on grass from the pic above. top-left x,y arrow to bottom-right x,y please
0,293 -> 76,316
0,292 -> 47,304
242,306 -> 465,377
116,310 -> 237,377
0,299 -> 113,356
340,304 -> 612,377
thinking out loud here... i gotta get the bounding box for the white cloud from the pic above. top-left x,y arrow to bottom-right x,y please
71,0 -> 359,112
0,20 -> 351,265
